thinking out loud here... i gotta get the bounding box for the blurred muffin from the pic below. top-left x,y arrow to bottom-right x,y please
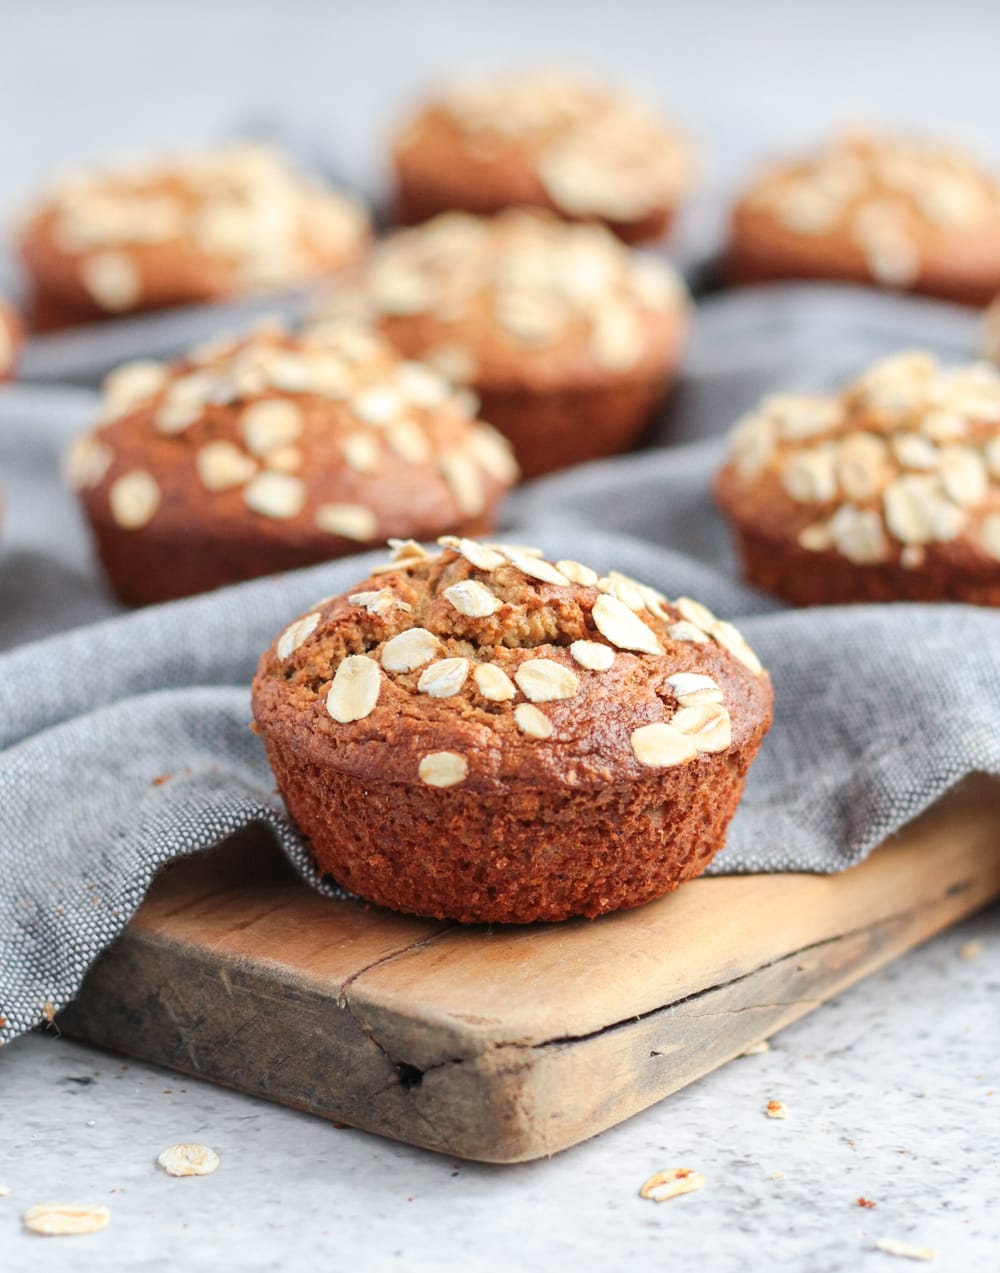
392,68 -> 695,244
983,295 -> 1000,363
252,537 -> 772,923
65,319 -> 517,605
17,144 -> 371,326
715,352 -> 1000,606
0,299 -> 21,381
726,131 -> 1000,305
318,209 -> 689,479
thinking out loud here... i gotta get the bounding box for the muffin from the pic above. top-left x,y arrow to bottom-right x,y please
0,299 -> 21,381
715,352 -> 1000,606
17,143 -> 371,326
984,295 -> 1000,364
726,131 -> 1000,306
252,537 -> 772,924
392,68 -> 695,245
65,319 -> 518,605
316,209 -> 689,479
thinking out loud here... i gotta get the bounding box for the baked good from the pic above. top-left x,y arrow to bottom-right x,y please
726,131 -> 1000,306
392,68 -> 695,244
251,537 -> 772,924
715,352 -> 1000,606
0,299 -> 21,381
984,295 -> 1000,364
316,209 -> 688,479
66,319 -> 518,605
17,144 -> 371,325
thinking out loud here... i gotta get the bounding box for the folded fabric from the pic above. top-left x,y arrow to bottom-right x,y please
1,284 -> 997,1049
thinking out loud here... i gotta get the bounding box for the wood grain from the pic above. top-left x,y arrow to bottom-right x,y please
60,775 -> 1000,1162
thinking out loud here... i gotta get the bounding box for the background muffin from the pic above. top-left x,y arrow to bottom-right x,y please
17,143 -> 371,326
726,131 -> 1000,306
0,299 -> 21,381
66,320 -> 517,605
984,295 -> 1000,364
392,68 -> 695,244
715,352 -> 1000,606
318,209 -> 688,479
252,537 -> 772,924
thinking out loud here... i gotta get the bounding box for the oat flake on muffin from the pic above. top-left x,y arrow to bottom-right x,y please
715,352 -> 1000,606
252,537 -> 772,924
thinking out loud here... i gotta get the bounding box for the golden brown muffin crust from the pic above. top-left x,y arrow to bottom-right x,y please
252,539 -> 772,922
253,538 -> 770,795
393,69 -> 695,242
716,353 -> 1000,603
321,209 -> 688,394
18,144 -> 372,319
0,299 -> 21,382
67,322 -> 517,602
727,131 -> 1000,305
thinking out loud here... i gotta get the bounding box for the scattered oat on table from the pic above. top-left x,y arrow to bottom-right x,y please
769,1171 -> 785,1180
157,1143 -> 220,1177
638,1168 -> 706,1202
22,1203 -> 110,1236
958,939 -> 983,961
875,1237 -> 936,1261
0,1185 -> 11,1197
766,1099 -> 788,1119
740,1039 -> 771,1056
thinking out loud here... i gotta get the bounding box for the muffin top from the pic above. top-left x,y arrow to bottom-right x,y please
732,131 -> 1000,287
394,68 -> 695,226
0,299 -> 20,382
18,144 -> 372,313
65,319 -> 518,546
717,352 -> 1000,569
317,209 -> 688,390
252,538 -> 771,795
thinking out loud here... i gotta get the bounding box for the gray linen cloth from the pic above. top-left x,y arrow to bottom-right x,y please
1,284 -> 998,1047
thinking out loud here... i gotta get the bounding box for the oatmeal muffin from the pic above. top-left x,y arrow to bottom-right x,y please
983,295 -> 1000,364
252,537 -> 772,924
726,131 -> 1000,305
66,320 -> 517,605
392,68 -> 695,244
17,144 -> 371,325
715,352 -> 1000,606
0,299 -> 21,381
317,209 -> 688,479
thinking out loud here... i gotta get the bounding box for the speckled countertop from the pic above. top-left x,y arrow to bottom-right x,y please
2,903 -> 996,1272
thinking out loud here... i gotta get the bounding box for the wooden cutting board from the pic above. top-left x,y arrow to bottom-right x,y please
60,776 -> 1000,1163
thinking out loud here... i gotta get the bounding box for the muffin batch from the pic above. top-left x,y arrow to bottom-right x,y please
6,66 -> 1000,924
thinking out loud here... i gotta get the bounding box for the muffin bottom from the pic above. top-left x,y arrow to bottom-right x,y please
732,524 -> 1000,607
724,241 -> 1000,309
259,732 -> 766,924
89,514 -> 496,606
479,376 -> 669,481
